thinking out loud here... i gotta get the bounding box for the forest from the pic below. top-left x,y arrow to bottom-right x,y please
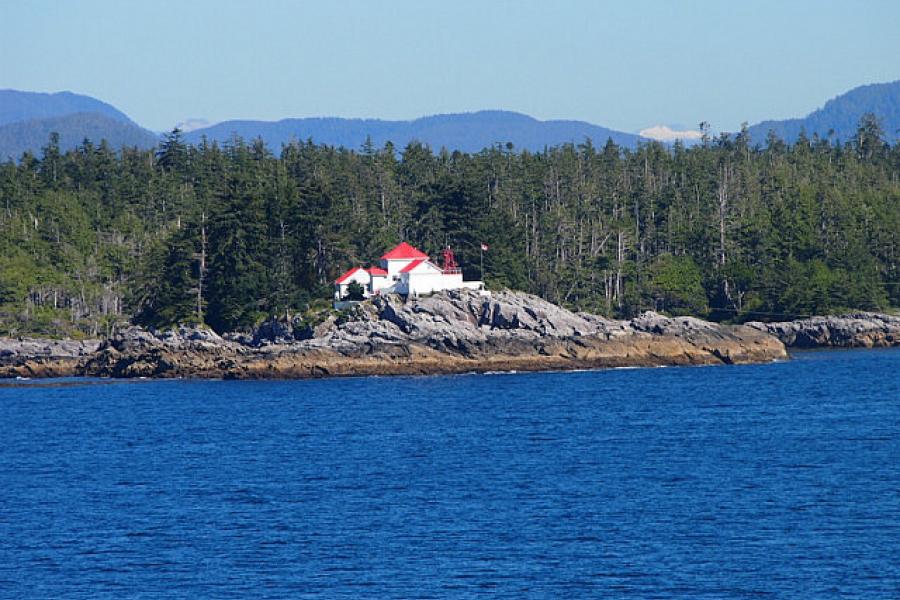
0,116 -> 898,337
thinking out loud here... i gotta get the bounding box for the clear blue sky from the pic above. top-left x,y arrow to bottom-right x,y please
2,0 -> 899,133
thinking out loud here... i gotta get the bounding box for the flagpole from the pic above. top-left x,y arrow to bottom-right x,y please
480,246 -> 484,280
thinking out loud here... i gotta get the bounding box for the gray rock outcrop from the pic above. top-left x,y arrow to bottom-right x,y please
286,290 -> 626,356
0,337 -> 102,379
0,337 -> 101,362
746,313 -> 900,348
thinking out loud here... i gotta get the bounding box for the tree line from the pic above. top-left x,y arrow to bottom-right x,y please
0,116 -> 898,337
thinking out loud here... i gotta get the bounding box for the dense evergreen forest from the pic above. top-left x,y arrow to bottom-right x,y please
1,116 -> 898,338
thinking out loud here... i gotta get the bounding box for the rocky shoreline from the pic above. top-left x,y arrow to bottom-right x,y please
746,313 -> 900,348
2,290 -> 896,381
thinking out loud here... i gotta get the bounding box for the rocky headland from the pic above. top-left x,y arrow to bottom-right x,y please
1,289 -> 794,380
4,293 -> 897,382
746,312 -> 900,348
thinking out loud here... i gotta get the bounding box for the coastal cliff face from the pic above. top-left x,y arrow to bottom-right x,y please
1,290 -> 787,380
0,338 -> 101,378
746,313 -> 900,348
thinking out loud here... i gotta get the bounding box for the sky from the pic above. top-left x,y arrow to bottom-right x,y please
2,0 -> 899,133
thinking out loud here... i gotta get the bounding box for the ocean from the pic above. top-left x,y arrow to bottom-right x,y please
1,349 -> 899,598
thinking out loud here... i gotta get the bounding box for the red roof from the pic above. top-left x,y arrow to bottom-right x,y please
335,267 -> 366,284
399,258 -> 426,273
381,242 -> 429,260
366,266 -> 388,276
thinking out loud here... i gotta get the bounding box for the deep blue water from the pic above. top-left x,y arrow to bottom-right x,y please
1,349 -> 899,598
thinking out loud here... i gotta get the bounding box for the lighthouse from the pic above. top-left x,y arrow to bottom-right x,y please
334,242 -> 485,305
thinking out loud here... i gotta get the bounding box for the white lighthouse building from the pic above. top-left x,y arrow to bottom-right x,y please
334,242 -> 484,304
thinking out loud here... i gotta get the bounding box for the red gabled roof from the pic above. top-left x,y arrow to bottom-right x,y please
381,242 -> 429,260
366,266 -> 388,276
335,267 -> 366,284
399,258 -> 426,273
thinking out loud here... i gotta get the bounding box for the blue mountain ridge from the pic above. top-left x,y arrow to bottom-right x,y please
183,110 -> 646,152
2,79 -> 900,159
0,112 -> 158,161
745,80 -> 900,144
0,90 -> 136,127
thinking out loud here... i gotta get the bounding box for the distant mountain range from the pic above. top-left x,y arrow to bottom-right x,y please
0,89 -> 135,127
1,80 -> 899,159
0,112 -> 158,159
746,80 -> 900,144
182,110 -> 645,153
0,90 -> 157,159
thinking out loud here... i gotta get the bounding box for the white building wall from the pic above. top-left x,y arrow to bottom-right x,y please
405,272 -> 442,296
370,275 -> 390,294
383,258 -> 415,276
404,272 -> 485,296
